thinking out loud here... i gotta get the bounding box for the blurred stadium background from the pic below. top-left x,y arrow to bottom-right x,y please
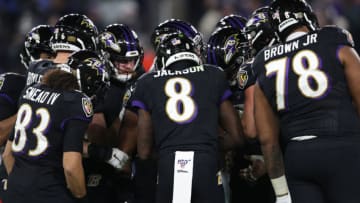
0,0 -> 359,73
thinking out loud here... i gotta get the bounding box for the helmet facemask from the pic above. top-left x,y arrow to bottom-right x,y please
98,24 -> 144,83
109,53 -> 141,82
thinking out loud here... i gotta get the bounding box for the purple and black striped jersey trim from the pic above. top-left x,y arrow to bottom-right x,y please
220,89 -> 232,103
131,100 -> 148,111
0,93 -> 15,105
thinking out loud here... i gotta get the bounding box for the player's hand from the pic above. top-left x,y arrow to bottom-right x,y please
106,148 -> 129,170
239,155 -> 266,182
87,144 -> 129,170
275,193 -> 292,203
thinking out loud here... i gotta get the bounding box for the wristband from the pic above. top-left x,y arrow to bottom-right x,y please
270,175 -> 290,197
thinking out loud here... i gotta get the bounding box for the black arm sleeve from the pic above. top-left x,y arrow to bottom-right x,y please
0,96 -> 17,120
63,119 -> 89,152
87,144 -> 112,161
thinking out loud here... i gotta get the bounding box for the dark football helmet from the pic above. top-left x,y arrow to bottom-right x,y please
20,25 -> 55,69
245,6 -> 279,56
206,26 -> 251,83
51,13 -> 98,52
67,50 -> 108,98
216,14 -> 247,30
98,23 -> 143,82
151,19 -> 203,53
269,0 -> 319,42
155,32 -> 201,69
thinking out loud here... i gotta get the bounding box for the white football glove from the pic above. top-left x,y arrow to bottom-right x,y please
106,148 -> 129,170
276,193 -> 292,203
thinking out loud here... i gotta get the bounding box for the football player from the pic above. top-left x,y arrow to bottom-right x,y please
2,50 -> 107,203
132,31 -> 244,203
25,13 -> 99,87
206,25 -> 254,130
253,0 -> 360,202
82,23 -> 145,203
0,24 -> 56,201
238,5 -> 280,183
130,20 -> 204,202
226,7 -> 279,203
0,73 -> 26,202
22,13 -> 123,170
0,23 -> 55,149
93,23 -> 145,145
213,14 -> 257,139
205,24 -> 260,203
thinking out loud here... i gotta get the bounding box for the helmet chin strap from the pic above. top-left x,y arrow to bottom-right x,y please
114,73 -> 133,82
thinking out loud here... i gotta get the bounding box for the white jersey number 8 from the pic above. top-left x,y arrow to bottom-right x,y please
165,77 -> 197,124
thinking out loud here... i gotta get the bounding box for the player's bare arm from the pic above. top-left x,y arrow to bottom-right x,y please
137,109 -> 153,159
241,85 -> 257,138
255,84 -> 291,201
219,99 -> 245,148
2,140 -> 14,174
119,110 -> 138,155
63,151 -> 87,198
338,46 -> 360,116
254,84 -> 284,178
87,113 -> 122,145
